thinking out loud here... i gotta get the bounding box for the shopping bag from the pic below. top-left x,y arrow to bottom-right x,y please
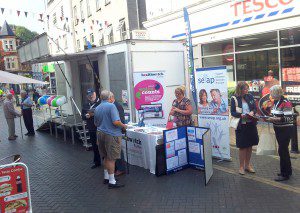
166,115 -> 175,129
257,125 -> 277,156
229,96 -> 242,129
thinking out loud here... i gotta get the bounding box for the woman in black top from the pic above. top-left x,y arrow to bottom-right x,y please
231,82 -> 259,175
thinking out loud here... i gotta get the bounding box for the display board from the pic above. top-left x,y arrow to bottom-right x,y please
0,163 -> 32,213
163,127 -> 213,185
133,71 -> 166,126
195,66 -> 230,160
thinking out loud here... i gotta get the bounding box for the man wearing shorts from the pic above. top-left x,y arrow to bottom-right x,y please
94,90 -> 127,189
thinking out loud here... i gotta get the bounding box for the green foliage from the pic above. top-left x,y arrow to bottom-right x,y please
228,87 -> 236,105
10,25 -> 38,43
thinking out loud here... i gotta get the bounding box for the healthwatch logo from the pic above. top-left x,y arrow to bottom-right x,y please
197,75 -> 215,84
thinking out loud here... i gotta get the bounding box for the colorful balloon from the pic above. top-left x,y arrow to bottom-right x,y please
55,96 -> 67,106
38,95 -> 50,105
47,96 -> 56,106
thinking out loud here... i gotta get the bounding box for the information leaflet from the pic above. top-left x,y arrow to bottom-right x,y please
195,66 -> 230,160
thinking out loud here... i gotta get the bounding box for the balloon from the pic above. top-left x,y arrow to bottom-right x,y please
47,96 -> 56,106
38,95 -> 50,105
55,96 -> 67,106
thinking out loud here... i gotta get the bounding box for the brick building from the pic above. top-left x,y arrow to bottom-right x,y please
0,20 -> 31,74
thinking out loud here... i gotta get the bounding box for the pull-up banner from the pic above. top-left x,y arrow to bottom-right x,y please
195,66 -> 230,160
163,126 -> 213,185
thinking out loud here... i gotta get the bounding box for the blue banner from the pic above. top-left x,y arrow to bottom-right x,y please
183,7 -> 197,108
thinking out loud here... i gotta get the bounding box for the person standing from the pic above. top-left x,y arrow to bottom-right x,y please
170,86 -> 193,127
231,82 -> 259,175
109,92 -> 126,176
3,93 -> 22,140
20,90 -> 35,136
268,85 -> 294,181
82,88 -> 101,169
94,90 -> 127,189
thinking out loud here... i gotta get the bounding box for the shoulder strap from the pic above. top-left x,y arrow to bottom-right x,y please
232,96 -> 238,106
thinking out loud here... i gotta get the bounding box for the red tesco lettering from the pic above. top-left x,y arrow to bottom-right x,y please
231,0 -> 294,17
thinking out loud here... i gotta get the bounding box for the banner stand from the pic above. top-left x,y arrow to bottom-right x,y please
163,126 -> 213,186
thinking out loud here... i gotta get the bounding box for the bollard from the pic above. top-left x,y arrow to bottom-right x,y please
291,114 -> 299,154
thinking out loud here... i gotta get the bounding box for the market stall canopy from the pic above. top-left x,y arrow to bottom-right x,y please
0,71 -> 49,84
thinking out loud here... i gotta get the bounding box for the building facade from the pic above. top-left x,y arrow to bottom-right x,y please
45,0 -> 76,55
0,21 -> 31,74
71,0 -> 147,51
144,0 -> 300,103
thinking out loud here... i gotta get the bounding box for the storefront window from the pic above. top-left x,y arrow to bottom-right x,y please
281,47 -> 300,104
202,55 -> 235,86
235,32 -> 277,52
280,28 -> 300,46
236,50 -> 279,81
202,40 -> 233,56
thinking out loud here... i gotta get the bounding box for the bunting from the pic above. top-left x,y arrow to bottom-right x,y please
17,10 -> 20,16
24,11 -> 28,17
1,8 -> 4,14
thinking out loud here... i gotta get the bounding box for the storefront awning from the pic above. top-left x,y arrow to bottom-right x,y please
22,49 -> 105,64
0,70 -> 49,84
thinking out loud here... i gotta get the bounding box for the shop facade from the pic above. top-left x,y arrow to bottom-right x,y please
144,0 -> 300,103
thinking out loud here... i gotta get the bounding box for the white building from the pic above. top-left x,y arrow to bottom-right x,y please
144,0 -> 300,91
45,0 -> 76,54
71,0 -> 147,51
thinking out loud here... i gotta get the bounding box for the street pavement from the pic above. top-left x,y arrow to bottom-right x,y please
0,109 -> 300,213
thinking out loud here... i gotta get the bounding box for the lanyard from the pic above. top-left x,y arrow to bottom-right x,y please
89,98 -> 99,110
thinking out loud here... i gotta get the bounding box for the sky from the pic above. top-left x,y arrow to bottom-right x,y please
0,0 -> 46,33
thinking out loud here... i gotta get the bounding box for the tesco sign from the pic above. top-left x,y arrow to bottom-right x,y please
231,0 -> 294,17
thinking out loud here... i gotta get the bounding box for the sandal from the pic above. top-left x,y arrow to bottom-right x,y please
245,167 -> 256,173
239,169 -> 245,175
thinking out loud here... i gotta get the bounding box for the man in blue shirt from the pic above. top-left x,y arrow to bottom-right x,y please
20,90 -> 35,136
94,90 -> 127,189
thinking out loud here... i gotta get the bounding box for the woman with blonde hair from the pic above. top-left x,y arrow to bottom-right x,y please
170,86 -> 193,127
231,82 -> 259,175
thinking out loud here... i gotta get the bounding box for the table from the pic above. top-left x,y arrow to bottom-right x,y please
122,127 -> 164,174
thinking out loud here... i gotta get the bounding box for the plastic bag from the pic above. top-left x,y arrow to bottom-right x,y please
257,124 -> 277,156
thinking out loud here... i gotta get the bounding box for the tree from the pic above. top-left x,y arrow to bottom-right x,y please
10,25 -> 38,43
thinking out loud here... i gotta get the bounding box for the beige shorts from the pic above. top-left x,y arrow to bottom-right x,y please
97,131 -> 122,160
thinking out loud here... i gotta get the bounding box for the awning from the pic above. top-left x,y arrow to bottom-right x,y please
0,70 -> 49,84
21,49 -> 105,64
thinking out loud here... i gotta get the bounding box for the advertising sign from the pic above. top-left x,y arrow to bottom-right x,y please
282,67 -> 300,105
0,163 -> 32,213
195,66 -> 230,160
183,7 -> 198,108
133,71 -> 166,125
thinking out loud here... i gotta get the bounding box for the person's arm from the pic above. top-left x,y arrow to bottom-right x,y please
173,104 -> 193,115
94,108 -> 100,127
230,97 -> 242,118
111,105 -> 127,129
22,98 -> 33,107
8,101 -> 21,116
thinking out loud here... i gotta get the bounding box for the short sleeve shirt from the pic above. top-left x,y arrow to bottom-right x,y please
94,101 -> 122,136
21,96 -> 33,110
172,97 -> 192,127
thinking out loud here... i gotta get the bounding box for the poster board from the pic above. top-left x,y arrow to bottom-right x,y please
163,127 -> 213,185
164,127 -> 189,173
133,71 -> 166,126
195,66 -> 230,160
0,163 -> 32,213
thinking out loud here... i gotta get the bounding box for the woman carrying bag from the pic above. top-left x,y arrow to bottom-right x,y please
231,82 -> 259,175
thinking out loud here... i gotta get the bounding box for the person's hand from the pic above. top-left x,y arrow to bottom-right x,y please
248,111 -> 254,116
172,106 -> 178,112
123,124 -> 128,129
